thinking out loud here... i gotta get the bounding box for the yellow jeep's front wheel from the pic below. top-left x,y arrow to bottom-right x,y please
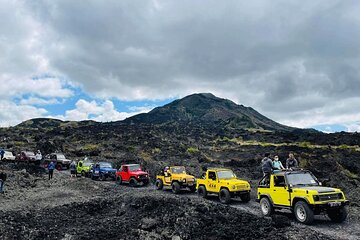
219,188 -> 231,204
155,179 -> 163,190
172,182 -> 181,194
260,197 -> 273,216
198,185 -> 207,198
294,201 -> 314,225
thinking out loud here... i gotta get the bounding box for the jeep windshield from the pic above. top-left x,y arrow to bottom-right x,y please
100,163 -> 113,168
217,170 -> 236,179
83,162 -> 93,167
56,154 -> 66,159
172,167 -> 186,174
128,164 -> 141,171
287,172 -> 319,186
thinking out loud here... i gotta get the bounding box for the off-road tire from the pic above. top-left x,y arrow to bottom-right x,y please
155,179 -> 163,190
260,197 -> 273,216
294,201 -> 314,225
219,188 -> 231,204
56,164 -> 62,171
240,192 -> 251,203
81,171 -> 86,177
91,174 -> 95,180
116,176 -> 122,185
327,207 -> 348,223
198,185 -> 207,198
129,178 -> 137,187
172,182 -> 181,194
99,174 -> 106,181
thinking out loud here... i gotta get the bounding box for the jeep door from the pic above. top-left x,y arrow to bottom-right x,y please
122,166 -> 130,181
271,175 -> 291,206
207,171 -> 218,192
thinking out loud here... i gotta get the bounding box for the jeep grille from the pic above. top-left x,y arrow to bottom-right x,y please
317,193 -> 342,201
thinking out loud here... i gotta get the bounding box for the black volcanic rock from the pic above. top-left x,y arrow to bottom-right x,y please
124,93 -> 295,131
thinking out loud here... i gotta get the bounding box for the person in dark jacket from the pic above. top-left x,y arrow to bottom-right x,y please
0,149 -> 4,161
261,153 -> 274,176
286,152 -> 298,170
48,161 -> 55,180
0,172 -> 7,193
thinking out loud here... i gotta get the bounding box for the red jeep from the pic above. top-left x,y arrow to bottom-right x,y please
115,164 -> 150,187
16,151 -> 37,163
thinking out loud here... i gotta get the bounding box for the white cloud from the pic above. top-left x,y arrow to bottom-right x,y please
19,97 -> 61,106
0,100 -> 47,127
63,99 -> 153,122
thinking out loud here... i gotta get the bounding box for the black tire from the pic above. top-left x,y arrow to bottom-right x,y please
198,185 -> 207,198
99,174 -> 106,181
294,201 -> 314,225
129,178 -> 137,187
155,179 -> 163,190
189,185 -> 196,193
327,207 -> 348,223
172,182 -> 181,194
240,192 -> 251,203
116,176 -> 122,185
219,188 -> 231,204
91,174 -> 95,180
56,164 -> 62,171
81,171 -> 85,177
260,197 -> 273,216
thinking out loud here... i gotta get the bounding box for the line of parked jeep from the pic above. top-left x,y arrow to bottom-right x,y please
1,152 -> 350,225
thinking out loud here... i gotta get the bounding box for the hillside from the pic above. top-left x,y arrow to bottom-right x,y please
124,93 -> 295,132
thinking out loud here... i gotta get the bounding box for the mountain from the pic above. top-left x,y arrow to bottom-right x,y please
124,93 -> 295,132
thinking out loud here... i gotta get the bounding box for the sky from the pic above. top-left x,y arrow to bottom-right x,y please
1,0 -> 360,132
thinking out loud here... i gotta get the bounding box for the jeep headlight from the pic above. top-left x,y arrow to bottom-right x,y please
313,195 -> 320,201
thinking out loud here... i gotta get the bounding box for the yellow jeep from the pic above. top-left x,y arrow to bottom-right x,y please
155,166 -> 196,194
196,168 -> 251,204
257,170 -> 349,225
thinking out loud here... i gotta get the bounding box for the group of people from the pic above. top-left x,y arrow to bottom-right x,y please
261,152 -> 298,176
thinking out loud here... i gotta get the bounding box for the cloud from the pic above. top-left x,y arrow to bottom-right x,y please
1,0 -> 360,130
63,99 -> 153,122
0,100 -> 47,127
19,97 -> 62,106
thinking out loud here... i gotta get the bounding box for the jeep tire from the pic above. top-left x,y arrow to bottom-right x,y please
56,164 -> 62,171
99,174 -> 106,181
240,192 -> 251,203
294,201 -> 314,225
219,188 -> 231,204
81,171 -> 86,177
129,178 -> 137,187
155,179 -> 163,190
198,185 -> 207,198
116,176 -> 122,185
327,207 -> 348,223
260,197 -> 273,216
172,182 -> 181,194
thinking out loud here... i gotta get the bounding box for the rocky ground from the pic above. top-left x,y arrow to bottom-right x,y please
0,162 -> 359,240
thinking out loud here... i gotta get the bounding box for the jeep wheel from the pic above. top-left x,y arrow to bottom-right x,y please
99,174 -> 106,181
56,164 -> 62,171
219,188 -> 231,204
198,186 -> 207,198
129,178 -> 137,187
294,201 -> 314,225
327,207 -> 348,223
172,182 -> 181,194
116,176 -> 122,185
155,179 -> 163,190
260,197 -> 273,216
81,171 -> 86,177
240,192 -> 251,203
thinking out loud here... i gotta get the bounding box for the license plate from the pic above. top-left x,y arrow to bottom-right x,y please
329,202 -> 341,207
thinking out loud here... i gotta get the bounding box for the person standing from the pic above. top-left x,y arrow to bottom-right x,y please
48,161 -> 55,180
70,161 -> 76,178
273,155 -> 285,171
286,152 -> 298,170
0,172 -> 6,194
261,153 -> 274,176
35,150 -> 42,164
0,149 -> 4,161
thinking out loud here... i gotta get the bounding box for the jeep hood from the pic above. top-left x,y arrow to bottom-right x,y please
132,170 -> 148,175
295,186 -> 338,193
174,173 -> 195,179
100,167 -> 116,172
220,179 -> 249,185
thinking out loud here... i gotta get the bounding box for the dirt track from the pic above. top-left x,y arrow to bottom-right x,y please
0,165 -> 359,240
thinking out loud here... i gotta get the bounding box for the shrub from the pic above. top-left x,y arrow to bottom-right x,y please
187,147 -> 199,154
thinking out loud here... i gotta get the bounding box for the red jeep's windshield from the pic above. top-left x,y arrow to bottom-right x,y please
128,164 -> 141,171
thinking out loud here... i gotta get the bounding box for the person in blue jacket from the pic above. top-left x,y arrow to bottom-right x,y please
48,161 -> 55,180
0,149 -> 5,161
